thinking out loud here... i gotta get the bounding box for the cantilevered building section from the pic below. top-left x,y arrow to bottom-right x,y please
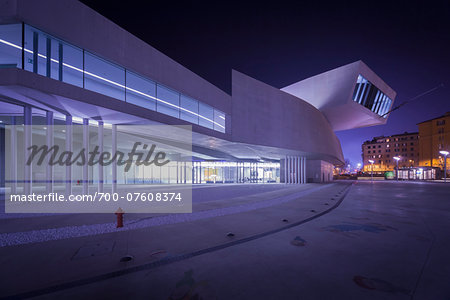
282,61 -> 396,131
0,0 -> 395,190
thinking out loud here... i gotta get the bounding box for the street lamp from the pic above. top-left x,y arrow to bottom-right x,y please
393,156 -> 401,181
440,150 -> 449,182
368,160 -> 374,182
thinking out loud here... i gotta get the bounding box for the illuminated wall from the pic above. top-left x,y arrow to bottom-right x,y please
418,113 -> 450,169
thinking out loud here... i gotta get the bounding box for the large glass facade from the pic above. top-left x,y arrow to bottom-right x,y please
0,23 -> 227,133
84,52 -> 125,100
199,103 -> 214,129
180,94 -> 199,124
352,74 -> 392,118
156,84 -> 180,118
126,71 -> 156,110
191,162 -> 280,184
0,24 -> 22,69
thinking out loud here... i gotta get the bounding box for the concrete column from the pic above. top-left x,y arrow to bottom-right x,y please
46,111 -> 54,193
286,158 -> 289,184
10,116 -> 17,194
284,157 -> 287,184
289,157 -> 292,184
98,121 -> 104,193
300,157 -> 303,184
300,157 -> 304,184
262,164 -> 265,183
24,106 -> 32,195
293,157 -> 296,184
168,162 -> 171,184
193,163 -> 196,184
240,163 -> 243,183
297,156 -> 300,184
184,162 -> 187,184
303,157 -> 306,184
82,118 -> 89,195
292,157 -> 295,184
65,116 -> 72,195
288,156 -> 291,184
238,163 -> 240,183
112,124 -> 117,193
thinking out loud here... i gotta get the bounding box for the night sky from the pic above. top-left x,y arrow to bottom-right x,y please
81,0 -> 450,167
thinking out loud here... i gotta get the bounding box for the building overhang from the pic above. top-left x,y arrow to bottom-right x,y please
281,61 -> 397,131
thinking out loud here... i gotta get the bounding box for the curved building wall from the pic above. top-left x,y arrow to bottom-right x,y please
231,70 -> 344,165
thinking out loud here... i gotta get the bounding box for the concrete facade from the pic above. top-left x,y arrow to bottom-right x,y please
0,0 -> 396,185
282,61 -> 396,131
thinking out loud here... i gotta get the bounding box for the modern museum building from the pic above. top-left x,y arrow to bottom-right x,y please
0,0 -> 396,193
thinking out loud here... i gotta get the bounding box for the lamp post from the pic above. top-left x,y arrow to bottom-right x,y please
393,156 -> 401,181
440,150 -> 449,182
368,160 -> 374,182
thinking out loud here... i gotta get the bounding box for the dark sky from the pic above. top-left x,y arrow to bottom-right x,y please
80,0 -> 450,166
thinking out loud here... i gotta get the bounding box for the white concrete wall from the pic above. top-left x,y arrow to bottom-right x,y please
306,160 -> 334,183
231,70 -> 344,165
282,61 -> 397,131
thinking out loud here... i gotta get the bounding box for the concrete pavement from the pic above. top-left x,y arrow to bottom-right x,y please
1,181 -> 449,299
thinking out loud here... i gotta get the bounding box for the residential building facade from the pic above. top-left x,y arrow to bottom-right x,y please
418,112 -> 450,171
362,132 -> 419,173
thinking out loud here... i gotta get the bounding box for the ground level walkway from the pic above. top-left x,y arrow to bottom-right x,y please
0,181 -> 449,299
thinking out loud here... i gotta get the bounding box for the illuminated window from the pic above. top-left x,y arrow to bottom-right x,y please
0,24 -> 22,68
0,23 -> 228,133
352,74 -> 392,118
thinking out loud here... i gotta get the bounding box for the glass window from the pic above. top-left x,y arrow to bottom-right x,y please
126,71 -> 156,110
156,84 -> 179,118
0,24 -> 22,69
214,109 -> 226,133
62,42 -> 83,87
352,74 -> 393,118
383,98 -> 392,118
36,32 -> 48,77
50,38 -> 61,81
24,25 -> 34,73
24,25 -> 48,76
180,94 -> 199,124
15,23 -> 229,131
199,103 -> 214,129
84,52 -> 125,100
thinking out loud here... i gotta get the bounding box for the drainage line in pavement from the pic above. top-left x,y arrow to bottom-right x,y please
3,182 -> 354,300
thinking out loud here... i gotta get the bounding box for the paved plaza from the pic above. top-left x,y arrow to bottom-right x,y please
0,181 -> 449,299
